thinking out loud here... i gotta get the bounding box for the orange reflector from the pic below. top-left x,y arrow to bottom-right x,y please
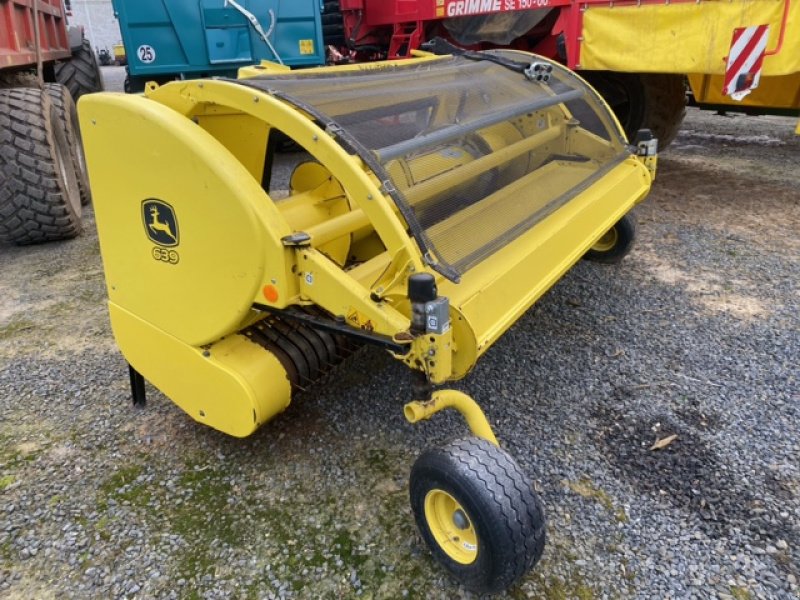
263,285 -> 279,302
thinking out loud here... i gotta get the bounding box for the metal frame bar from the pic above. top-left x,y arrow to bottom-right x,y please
375,89 -> 584,162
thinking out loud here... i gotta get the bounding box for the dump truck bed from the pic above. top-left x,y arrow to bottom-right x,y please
0,0 -> 71,69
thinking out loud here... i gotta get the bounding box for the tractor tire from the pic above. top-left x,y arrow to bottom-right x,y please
581,72 -> 686,150
639,74 -> 687,149
584,213 -> 636,264
410,437 -> 546,594
322,0 -> 346,47
44,83 -> 91,205
0,88 -> 82,245
55,39 -> 104,102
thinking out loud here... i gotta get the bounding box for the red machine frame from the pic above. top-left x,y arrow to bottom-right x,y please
336,0 -> 793,71
0,0 -> 71,69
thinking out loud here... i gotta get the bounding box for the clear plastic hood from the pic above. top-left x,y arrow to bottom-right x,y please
242,53 -> 630,280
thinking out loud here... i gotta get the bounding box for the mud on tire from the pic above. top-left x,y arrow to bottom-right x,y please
0,87 -> 82,245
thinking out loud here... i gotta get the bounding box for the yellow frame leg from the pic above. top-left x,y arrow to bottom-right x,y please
404,390 -> 499,446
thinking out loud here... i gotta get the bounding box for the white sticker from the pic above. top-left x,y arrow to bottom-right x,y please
137,45 -> 156,64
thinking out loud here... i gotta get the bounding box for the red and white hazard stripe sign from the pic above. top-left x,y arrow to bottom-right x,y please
723,25 -> 770,100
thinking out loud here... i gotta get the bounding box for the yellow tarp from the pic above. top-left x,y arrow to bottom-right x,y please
688,72 -> 800,108
581,0 -> 799,76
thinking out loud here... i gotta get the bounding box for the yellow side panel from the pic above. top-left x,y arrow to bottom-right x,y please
196,112 -> 269,181
581,1 -> 800,76
78,93 -> 291,347
688,72 -> 800,109
110,304 -> 292,438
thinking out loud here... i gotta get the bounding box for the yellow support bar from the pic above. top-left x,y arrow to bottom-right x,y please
402,125 -> 563,206
304,209 -> 370,247
404,390 -> 499,446
296,248 -> 410,338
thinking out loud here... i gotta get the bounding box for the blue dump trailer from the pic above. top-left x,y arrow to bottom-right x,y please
112,0 -> 325,91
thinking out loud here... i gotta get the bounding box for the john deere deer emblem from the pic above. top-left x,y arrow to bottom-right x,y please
142,199 -> 179,247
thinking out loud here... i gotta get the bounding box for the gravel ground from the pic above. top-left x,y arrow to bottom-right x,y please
0,66 -> 798,599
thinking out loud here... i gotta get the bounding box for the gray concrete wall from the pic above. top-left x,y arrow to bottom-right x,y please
68,0 -> 122,55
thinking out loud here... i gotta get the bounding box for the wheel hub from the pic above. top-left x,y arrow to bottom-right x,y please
424,489 -> 478,564
592,227 -> 619,252
453,508 -> 469,530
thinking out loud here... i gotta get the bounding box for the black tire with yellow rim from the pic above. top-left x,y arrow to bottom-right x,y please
584,213 -> 636,264
410,437 -> 546,594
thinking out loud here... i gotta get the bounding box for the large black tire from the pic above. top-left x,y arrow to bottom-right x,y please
0,88 -> 82,245
55,39 -> 104,102
322,1 -> 346,47
581,72 -> 686,150
584,213 -> 636,264
44,83 -> 91,206
410,437 -> 546,594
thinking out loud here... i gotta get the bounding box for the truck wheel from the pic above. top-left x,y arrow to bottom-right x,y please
0,88 -> 82,245
322,1 -> 346,47
582,72 -> 686,150
410,437 -> 546,594
44,83 -> 91,205
584,213 -> 636,264
55,39 -> 104,101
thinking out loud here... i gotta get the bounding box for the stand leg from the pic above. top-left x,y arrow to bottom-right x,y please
129,364 -> 146,408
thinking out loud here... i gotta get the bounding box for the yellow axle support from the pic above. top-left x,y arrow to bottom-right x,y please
404,390 -> 499,446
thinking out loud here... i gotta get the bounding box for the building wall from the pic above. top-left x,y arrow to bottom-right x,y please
68,0 -> 122,54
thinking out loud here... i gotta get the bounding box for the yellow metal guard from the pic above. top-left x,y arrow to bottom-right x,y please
404,390 -> 499,446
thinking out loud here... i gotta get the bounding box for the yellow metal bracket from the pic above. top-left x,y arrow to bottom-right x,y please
404,390 -> 499,446
638,154 -> 658,182
239,52 -> 445,80
295,248 -> 410,337
402,328 -> 453,384
635,136 -> 658,182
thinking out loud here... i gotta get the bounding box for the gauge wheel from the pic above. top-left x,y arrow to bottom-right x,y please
409,437 -> 546,594
584,213 -> 636,264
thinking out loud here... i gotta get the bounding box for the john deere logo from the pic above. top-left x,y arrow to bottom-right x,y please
142,199 -> 179,247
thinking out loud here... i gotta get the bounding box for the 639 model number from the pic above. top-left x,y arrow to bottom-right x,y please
152,247 -> 179,265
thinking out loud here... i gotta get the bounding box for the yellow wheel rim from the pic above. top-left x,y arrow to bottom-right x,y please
592,227 -> 619,252
424,489 -> 478,565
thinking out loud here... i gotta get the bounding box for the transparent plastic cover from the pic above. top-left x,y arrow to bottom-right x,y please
242,54 -> 630,280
